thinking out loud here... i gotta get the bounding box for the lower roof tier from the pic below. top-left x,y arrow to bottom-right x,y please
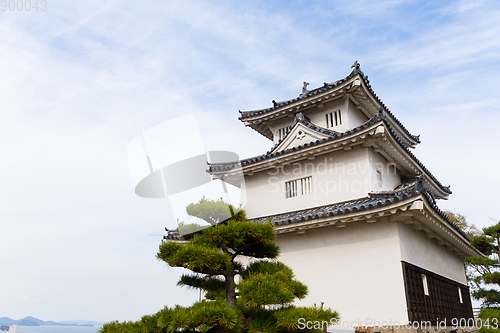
248,178 -> 478,258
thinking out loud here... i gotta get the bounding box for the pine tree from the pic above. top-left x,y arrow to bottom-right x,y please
100,201 -> 339,333
466,221 -> 500,333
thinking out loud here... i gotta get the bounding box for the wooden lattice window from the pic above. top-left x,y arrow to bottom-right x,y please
402,261 -> 473,325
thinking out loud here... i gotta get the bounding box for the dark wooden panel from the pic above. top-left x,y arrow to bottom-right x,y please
402,261 -> 473,324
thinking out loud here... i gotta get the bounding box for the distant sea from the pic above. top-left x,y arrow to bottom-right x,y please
18,326 -> 101,333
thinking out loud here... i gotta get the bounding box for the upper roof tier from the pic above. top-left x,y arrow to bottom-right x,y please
239,62 -> 421,148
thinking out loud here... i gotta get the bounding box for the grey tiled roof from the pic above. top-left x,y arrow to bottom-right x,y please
248,178 -> 468,240
209,109 -> 452,196
239,64 -> 420,144
163,228 -> 181,240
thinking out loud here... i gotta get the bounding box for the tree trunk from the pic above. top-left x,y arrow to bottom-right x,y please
225,271 -> 237,306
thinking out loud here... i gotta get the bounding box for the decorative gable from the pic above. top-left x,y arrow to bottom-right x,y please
274,122 -> 330,152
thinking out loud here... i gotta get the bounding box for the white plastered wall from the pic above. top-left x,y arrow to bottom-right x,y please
397,222 -> 467,284
276,221 -> 409,325
275,218 -> 468,325
346,98 -> 369,128
307,99 -> 345,131
243,146 -> 373,219
243,146 -> 405,219
368,149 -> 401,192
305,98 -> 368,133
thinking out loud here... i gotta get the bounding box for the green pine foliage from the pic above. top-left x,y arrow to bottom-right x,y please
238,262 -> 308,307
477,308 -> 500,333
178,220 -> 208,235
101,200 -> 339,333
466,221 -> 500,307
465,219 -> 500,333
186,196 -> 232,225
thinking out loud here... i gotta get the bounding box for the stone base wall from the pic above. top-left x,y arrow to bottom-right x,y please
355,326 -> 475,333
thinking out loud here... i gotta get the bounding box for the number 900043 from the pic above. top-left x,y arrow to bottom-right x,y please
1,0 -> 47,11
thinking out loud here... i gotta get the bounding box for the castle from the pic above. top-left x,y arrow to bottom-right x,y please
208,63 -> 479,325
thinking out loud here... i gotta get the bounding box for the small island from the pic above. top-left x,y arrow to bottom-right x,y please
0,316 -> 96,328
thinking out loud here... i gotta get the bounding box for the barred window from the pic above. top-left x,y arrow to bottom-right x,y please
326,110 -> 342,128
286,176 -> 312,198
277,127 -> 288,141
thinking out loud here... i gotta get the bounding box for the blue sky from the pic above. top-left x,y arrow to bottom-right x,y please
1,0 -> 499,323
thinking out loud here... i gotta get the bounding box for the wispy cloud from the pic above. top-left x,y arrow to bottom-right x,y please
371,2 -> 500,72
1,0 -> 499,323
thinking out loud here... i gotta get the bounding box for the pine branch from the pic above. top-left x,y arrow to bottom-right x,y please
178,274 -> 226,292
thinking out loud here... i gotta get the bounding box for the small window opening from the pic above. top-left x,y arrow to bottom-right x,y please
326,110 -> 342,128
422,274 -> 429,296
286,176 -> 312,198
277,127 -> 288,141
376,170 -> 383,189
